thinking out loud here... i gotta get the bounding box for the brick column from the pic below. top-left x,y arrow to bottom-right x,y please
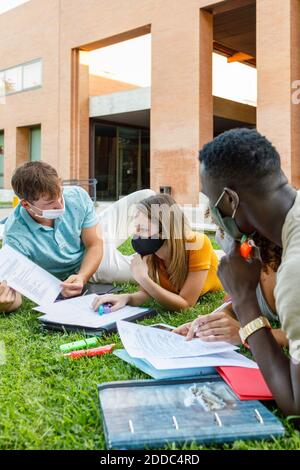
3,127 -> 17,188
257,0 -> 300,185
70,49 -> 90,181
151,3 -> 213,205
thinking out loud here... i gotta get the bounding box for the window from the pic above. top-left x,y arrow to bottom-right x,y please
23,61 -> 42,90
0,131 -> 4,188
0,71 -> 4,103
0,59 -> 42,96
5,66 -> 22,94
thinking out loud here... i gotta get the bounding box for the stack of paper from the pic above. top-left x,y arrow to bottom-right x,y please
0,244 -> 61,305
116,322 -> 274,400
116,320 -> 259,379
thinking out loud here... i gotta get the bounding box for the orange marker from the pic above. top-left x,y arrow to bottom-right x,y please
64,343 -> 115,359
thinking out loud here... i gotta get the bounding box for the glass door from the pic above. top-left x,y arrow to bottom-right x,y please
94,123 -> 117,200
29,125 -> 41,161
117,127 -> 139,197
93,122 -> 150,201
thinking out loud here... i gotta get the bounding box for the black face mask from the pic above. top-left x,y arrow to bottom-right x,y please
131,236 -> 165,256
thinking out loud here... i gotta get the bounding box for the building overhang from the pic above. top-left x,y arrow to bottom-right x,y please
89,87 -> 255,130
90,86 -> 150,118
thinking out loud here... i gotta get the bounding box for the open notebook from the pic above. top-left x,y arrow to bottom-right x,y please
0,245 -> 156,335
35,294 -> 156,335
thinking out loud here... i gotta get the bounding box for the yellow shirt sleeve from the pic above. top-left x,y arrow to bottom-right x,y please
187,233 -> 213,272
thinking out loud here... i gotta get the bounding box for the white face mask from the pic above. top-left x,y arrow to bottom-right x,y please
28,196 -> 65,220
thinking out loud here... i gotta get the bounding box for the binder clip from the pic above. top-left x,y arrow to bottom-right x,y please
214,412 -> 223,427
128,419 -> 135,434
172,415 -> 179,431
254,408 -> 264,424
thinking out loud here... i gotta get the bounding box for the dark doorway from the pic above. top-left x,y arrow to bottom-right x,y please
91,121 -> 150,200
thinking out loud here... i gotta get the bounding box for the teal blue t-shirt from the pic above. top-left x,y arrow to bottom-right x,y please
3,186 -> 99,280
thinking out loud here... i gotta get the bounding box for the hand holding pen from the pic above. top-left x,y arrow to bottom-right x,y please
185,300 -> 233,342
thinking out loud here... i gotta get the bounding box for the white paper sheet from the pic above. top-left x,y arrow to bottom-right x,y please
117,320 -> 237,360
36,294 -> 150,329
145,350 -> 258,370
0,245 -> 61,305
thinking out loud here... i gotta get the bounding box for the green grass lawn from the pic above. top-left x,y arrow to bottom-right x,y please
0,238 -> 299,450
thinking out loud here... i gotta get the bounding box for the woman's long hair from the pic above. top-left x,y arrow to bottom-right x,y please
135,194 -> 191,292
216,227 -> 282,273
205,207 -> 282,273
252,232 -> 282,273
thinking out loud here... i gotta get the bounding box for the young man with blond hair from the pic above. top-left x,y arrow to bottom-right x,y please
0,161 -> 154,312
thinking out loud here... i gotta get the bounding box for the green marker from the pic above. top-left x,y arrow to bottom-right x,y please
60,337 -> 99,353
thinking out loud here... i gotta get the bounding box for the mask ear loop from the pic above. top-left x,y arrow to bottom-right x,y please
214,189 -> 226,208
27,202 -> 44,218
232,204 -> 238,219
231,195 -> 239,219
214,188 -> 240,219
222,188 -> 240,219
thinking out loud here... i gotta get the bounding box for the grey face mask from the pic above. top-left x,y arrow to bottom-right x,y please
215,229 -> 235,254
210,189 -> 245,241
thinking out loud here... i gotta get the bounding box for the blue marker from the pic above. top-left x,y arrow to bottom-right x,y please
98,303 -> 112,316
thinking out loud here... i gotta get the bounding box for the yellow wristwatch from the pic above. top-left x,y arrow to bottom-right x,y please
239,316 -> 271,347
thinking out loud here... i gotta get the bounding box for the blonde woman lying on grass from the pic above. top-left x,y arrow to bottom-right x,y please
92,194 -> 222,313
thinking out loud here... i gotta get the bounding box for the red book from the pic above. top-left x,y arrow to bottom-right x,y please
216,366 -> 273,400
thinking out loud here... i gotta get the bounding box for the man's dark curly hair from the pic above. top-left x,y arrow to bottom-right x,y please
199,128 -> 282,186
